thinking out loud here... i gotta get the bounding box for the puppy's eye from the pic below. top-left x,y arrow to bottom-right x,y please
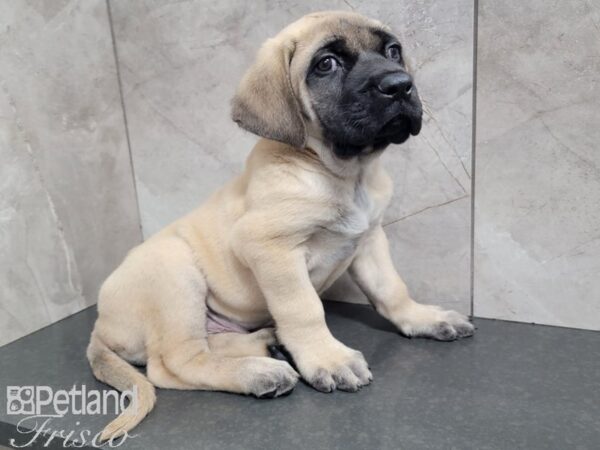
315,56 -> 338,74
386,44 -> 402,61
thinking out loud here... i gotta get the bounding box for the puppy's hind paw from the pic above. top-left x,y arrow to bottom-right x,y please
245,358 -> 299,399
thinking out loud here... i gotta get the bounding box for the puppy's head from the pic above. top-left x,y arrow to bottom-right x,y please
232,11 -> 422,158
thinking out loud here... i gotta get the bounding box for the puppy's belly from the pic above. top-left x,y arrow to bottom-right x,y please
206,288 -> 271,330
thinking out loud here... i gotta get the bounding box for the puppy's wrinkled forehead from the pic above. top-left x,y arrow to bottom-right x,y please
282,11 -> 393,65
299,13 -> 383,48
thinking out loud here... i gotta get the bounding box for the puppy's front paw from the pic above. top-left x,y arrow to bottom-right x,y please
398,303 -> 474,341
294,341 -> 372,393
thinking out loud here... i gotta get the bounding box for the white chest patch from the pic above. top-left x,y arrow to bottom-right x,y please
306,180 -> 382,292
329,182 -> 373,237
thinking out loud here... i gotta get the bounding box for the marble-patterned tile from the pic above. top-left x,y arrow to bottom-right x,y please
326,197 -> 471,315
0,1 -> 141,346
110,0 -> 473,311
474,0 -> 600,330
109,0 -> 473,232
374,0 -> 473,223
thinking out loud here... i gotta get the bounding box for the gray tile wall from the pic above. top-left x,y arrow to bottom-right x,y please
2,0 -> 599,348
474,0 -> 600,330
109,0 -> 474,314
0,0 -> 141,346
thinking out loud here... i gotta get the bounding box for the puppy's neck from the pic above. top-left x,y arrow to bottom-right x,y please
305,136 -> 382,179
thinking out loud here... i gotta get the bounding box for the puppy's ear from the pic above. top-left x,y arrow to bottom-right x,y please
231,38 -> 306,148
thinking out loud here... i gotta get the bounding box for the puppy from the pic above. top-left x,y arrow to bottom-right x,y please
88,11 -> 474,440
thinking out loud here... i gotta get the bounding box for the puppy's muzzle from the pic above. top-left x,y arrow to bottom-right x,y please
372,70 -> 422,138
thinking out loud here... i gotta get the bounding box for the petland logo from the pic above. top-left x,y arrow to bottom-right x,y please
6,385 -> 138,448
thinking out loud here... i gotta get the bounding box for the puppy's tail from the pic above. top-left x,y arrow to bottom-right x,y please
87,332 -> 156,441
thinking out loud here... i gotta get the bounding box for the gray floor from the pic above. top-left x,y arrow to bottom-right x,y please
0,302 -> 599,450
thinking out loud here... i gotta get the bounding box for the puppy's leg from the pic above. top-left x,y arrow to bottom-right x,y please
233,222 -> 371,393
207,328 -> 276,357
349,226 -> 474,341
136,239 -> 298,397
150,294 -> 296,396
148,317 -> 296,396
147,356 -> 195,390
147,333 -> 297,396
157,338 -> 298,398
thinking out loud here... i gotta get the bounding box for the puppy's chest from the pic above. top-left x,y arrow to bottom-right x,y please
306,181 -> 385,280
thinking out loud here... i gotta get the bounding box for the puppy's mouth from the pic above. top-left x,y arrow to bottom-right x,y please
375,111 -> 422,145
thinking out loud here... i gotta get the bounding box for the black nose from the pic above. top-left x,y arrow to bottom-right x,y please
377,72 -> 413,99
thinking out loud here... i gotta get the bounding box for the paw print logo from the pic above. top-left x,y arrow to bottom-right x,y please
6,386 -> 35,415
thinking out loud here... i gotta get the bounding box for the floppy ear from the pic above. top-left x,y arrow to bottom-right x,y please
231,38 -> 306,148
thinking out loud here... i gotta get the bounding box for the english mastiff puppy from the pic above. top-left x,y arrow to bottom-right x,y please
88,10 -> 474,440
